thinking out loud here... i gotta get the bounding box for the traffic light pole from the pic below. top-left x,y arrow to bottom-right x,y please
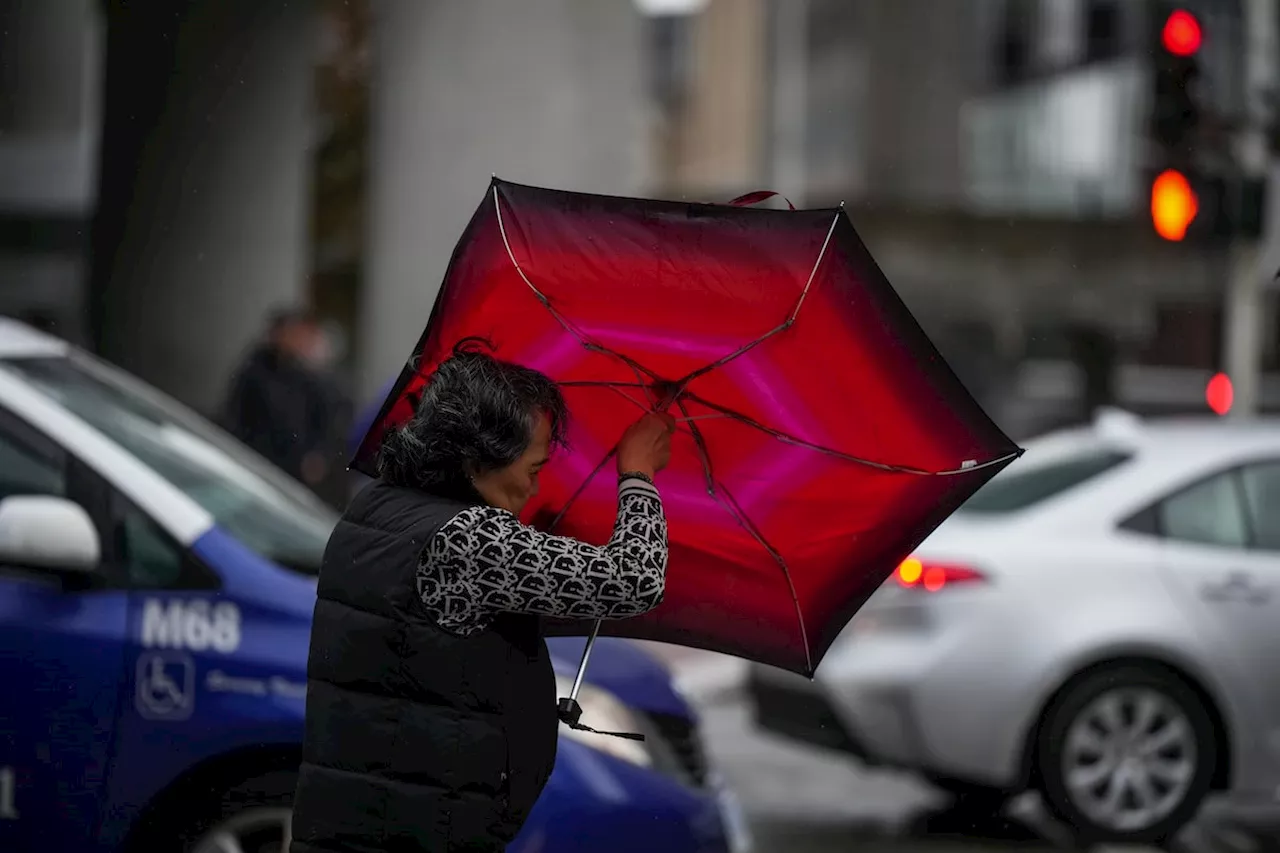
1222,0 -> 1278,418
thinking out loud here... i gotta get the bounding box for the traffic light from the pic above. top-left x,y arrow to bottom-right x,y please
1144,168 -> 1238,243
1148,4 -> 1213,241
1145,3 -> 1266,242
1150,169 -> 1198,241
1149,5 -> 1203,154
1161,9 -> 1202,56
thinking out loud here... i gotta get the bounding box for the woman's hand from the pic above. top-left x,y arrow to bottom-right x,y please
616,412 -> 676,478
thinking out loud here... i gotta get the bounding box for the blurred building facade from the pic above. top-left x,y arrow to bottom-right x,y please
93,0 -> 318,417
655,0 -> 1278,433
0,0 -> 103,345
3,0 -> 1276,434
1,0 -> 652,416
359,0 -> 652,399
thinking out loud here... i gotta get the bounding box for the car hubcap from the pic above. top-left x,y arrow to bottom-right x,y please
1062,687 -> 1197,833
191,807 -> 292,853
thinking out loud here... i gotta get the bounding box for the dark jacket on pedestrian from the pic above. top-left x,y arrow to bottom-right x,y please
223,344 -> 332,481
289,473 -> 667,852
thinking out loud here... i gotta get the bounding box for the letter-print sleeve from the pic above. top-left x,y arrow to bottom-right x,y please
417,476 -> 667,635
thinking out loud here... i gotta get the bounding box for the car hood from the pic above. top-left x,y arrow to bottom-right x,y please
547,637 -> 691,719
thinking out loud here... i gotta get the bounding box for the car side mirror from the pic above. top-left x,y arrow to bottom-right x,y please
0,495 -> 102,583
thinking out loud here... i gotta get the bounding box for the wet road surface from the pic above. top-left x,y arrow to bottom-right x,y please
696,694 -> 1280,853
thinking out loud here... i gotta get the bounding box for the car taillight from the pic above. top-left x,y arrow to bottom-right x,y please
894,556 -> 986,592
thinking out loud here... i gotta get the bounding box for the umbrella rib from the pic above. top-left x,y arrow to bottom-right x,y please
491,186 -> 662,391
787,211 -> 842,325
715,481 -> 813,675
676,399 -> 813,675
601,384 -> 656,417
557,381 -> 650,388
548,447 -> 618,533
684,391 -> 1019,476
562,382 -> 700,443
678,211 -> 842,386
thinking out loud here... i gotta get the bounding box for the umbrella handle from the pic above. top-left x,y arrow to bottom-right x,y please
566,619 -> 600,702
556,619 -> 647,742
726,190 -> 796,211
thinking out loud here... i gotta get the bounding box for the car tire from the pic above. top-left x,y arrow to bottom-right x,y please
180,770 -> 296,853
122,768 -> 297,853
1037,665 -> 1216,845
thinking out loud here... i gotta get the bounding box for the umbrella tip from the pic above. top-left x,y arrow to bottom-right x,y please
839,200 -> 846,208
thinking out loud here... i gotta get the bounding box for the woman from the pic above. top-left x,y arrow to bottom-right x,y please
290,340 -> 675,853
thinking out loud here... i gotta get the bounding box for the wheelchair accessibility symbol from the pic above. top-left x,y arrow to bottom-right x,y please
135,651 -> 196,721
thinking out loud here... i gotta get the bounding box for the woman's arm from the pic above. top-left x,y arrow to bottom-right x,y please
418,475 -> 668,634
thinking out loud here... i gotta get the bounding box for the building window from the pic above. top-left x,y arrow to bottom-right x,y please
647,14 -> 693,114
995,0 -> 1034,86
1083,0 -> 1121,63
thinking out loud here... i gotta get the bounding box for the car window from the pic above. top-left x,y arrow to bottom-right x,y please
1159,472 -> 1249,549
0,355 -> 337,574
120,505 -> 188,588
1240,462 -> 1280,551
0,427 -> 64,501
957,449 -> 1131,514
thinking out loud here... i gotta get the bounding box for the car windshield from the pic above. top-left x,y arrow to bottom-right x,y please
957,448 -> 1133,515
0,354 -> 338,573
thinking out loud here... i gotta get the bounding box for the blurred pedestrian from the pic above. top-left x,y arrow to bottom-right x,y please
222,307 -> 339,490
289,338 -> 674,853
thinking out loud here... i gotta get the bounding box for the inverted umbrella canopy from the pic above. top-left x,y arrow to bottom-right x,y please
353,178 -> 1021,677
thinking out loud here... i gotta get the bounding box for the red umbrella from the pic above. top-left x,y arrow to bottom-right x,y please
353,178 -> 1021,682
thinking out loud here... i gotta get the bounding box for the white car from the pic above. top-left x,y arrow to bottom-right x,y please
749,410 -> 1280,844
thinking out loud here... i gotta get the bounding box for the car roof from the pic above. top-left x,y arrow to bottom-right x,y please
1019,411 -> 1280,463
974,412 -> 1280,527
0,317 -> 70,358
1133,418 -> 1280,451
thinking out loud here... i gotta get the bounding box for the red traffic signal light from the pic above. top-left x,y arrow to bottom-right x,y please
1162,9 -> 1202,56
1151,169 -> 1199,241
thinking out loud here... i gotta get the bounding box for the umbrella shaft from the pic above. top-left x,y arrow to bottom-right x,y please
569,620 -> 602,701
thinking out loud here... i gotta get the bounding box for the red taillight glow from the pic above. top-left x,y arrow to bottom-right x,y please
1206,372 -> 1233,416
894,557 -> 985,591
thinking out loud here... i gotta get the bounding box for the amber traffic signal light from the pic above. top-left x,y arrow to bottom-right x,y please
1151,169 -> 1198,241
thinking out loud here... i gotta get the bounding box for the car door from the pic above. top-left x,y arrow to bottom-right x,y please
1145,460 -> 1280,788
0,409 -> 130,852
104,486 -> 231,827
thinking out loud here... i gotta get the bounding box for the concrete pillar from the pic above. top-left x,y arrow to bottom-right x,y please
0,0 -> 103,344
360,0 -> 652,401
96,0 -> 315,415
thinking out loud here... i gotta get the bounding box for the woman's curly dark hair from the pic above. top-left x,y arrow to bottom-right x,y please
376,338 -> 568,497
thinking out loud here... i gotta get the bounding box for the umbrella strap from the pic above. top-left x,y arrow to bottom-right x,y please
726,190 -> 796,211
557,697 -> 646,742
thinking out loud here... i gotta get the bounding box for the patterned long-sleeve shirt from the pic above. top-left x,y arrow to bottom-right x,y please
417,475 -> 668,637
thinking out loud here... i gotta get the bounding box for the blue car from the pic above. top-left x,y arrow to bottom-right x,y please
0,318 -> 749,852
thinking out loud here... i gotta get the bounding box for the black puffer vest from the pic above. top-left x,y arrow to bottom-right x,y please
290,480 -> 558,853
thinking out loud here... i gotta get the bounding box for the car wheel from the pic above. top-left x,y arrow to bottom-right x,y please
182,770 -> 296,853
1037,665 -> 1215,845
